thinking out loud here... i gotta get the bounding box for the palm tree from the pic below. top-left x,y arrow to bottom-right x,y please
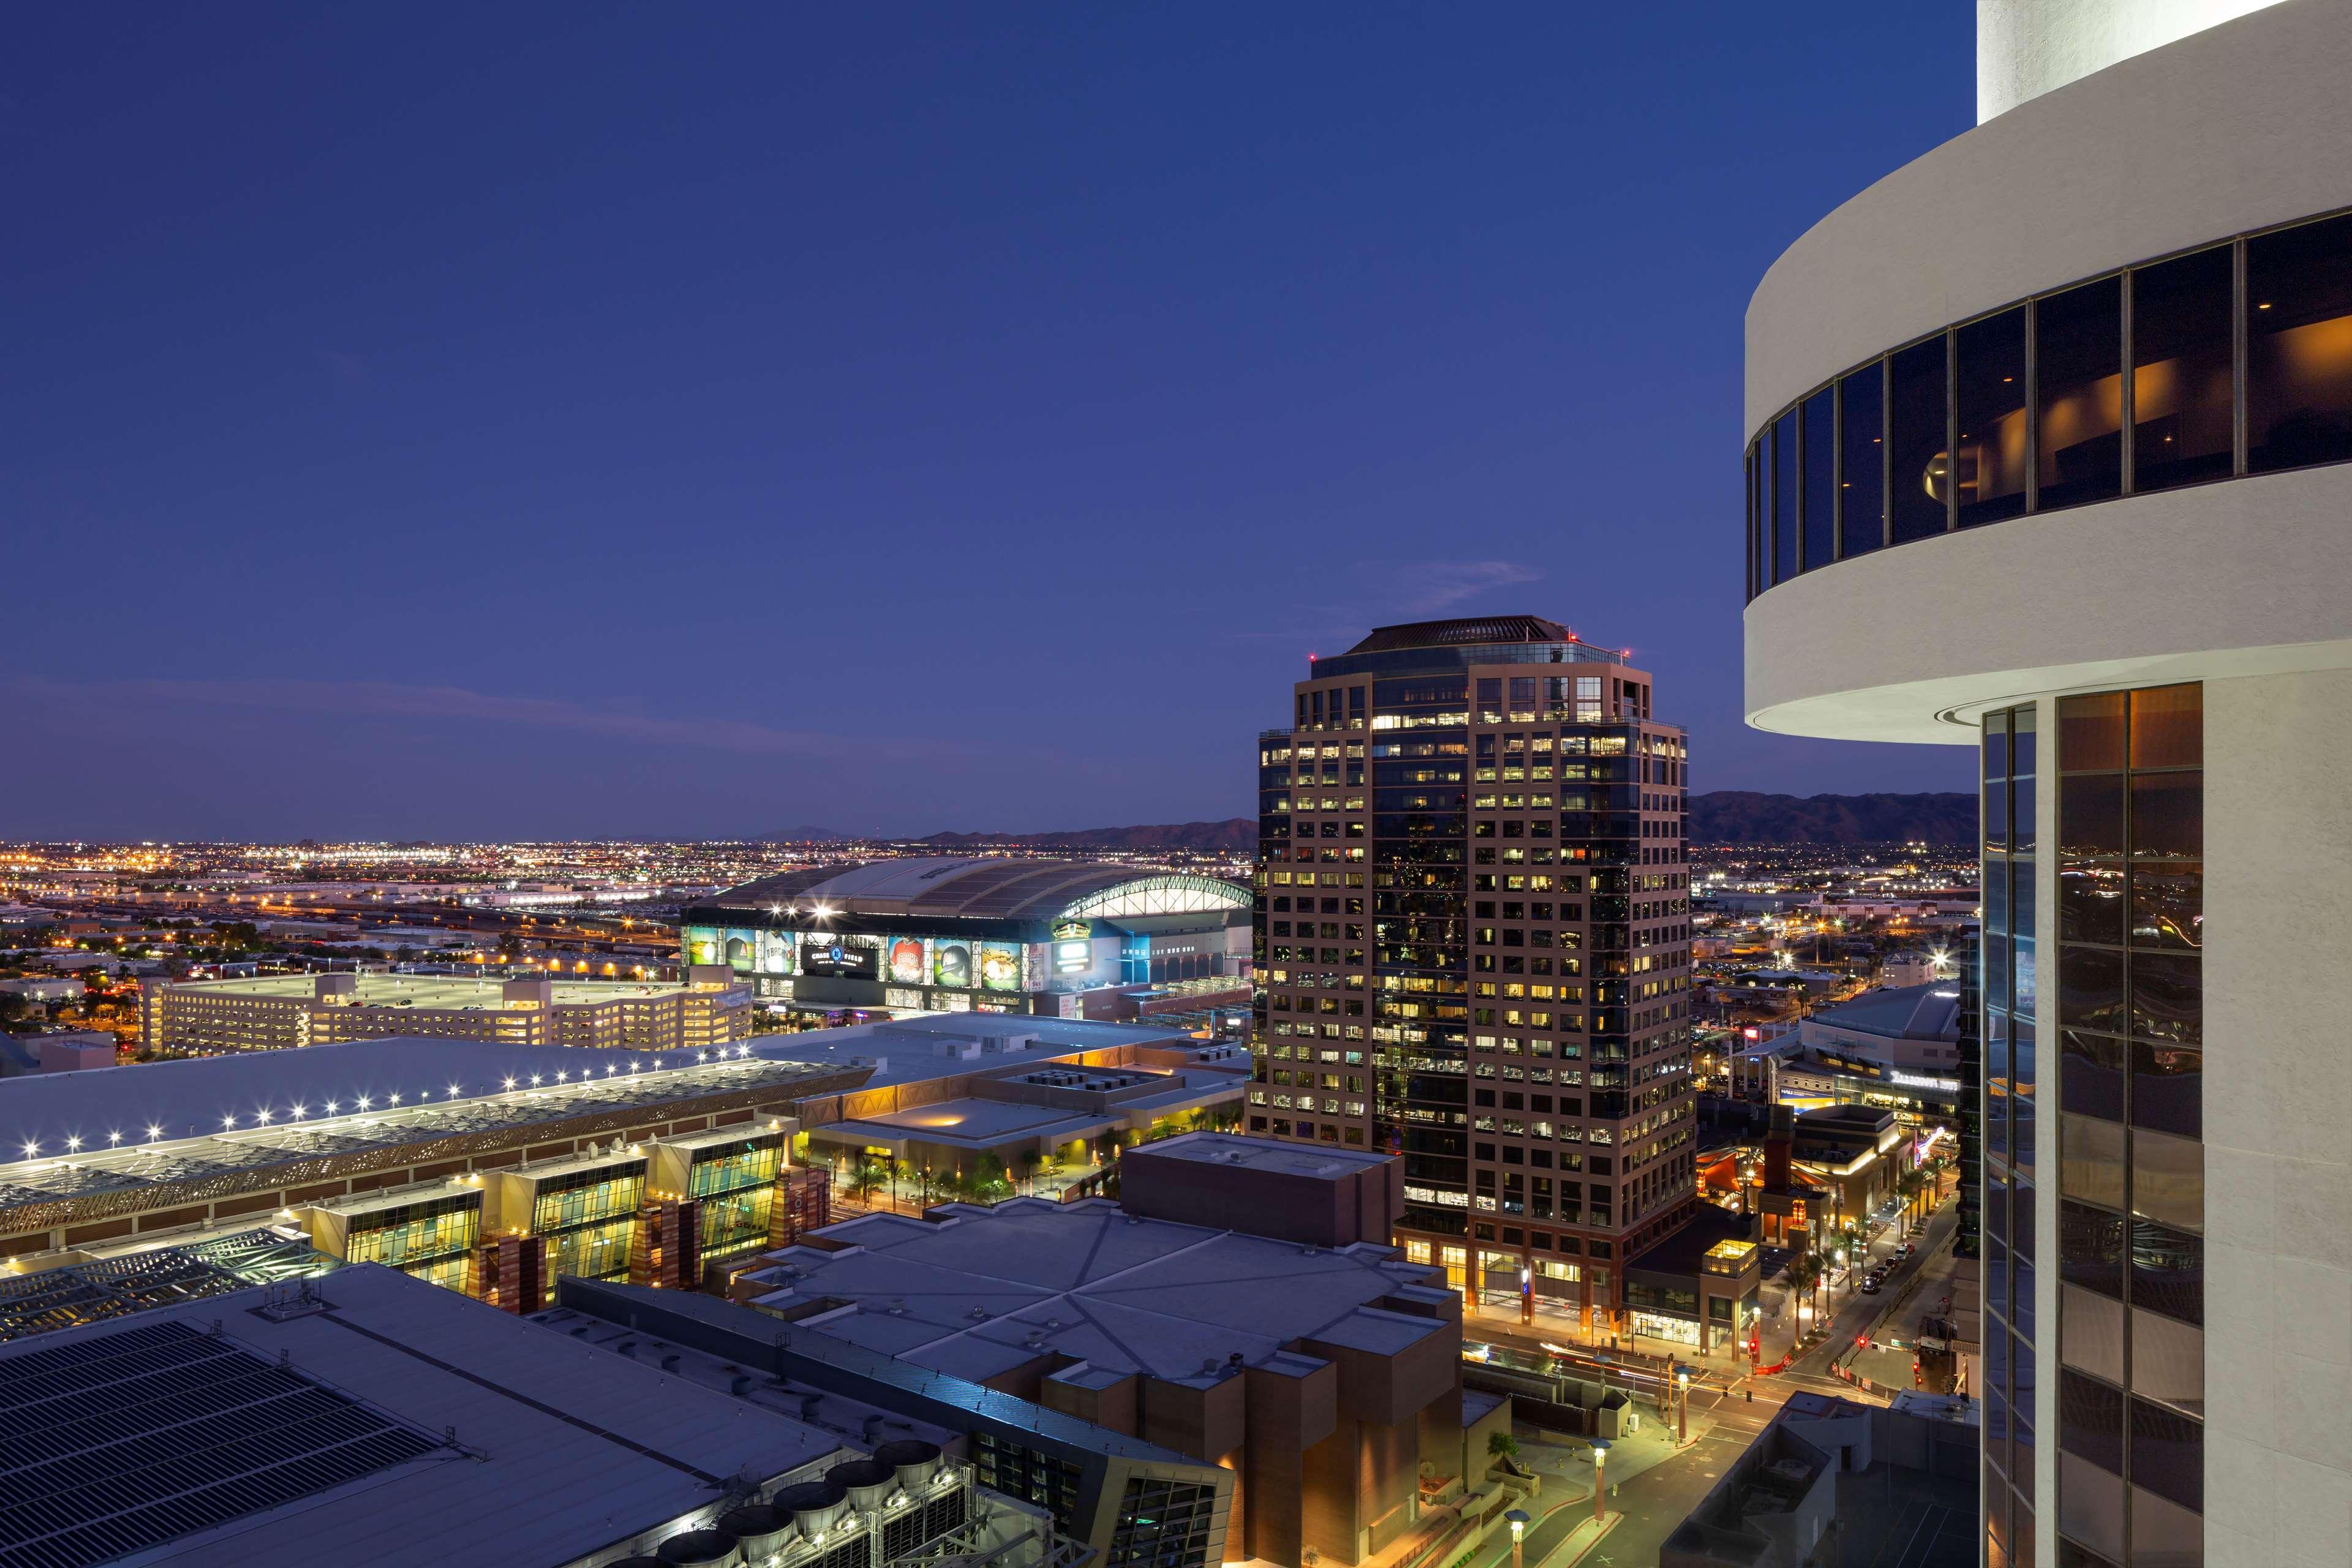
1899,1166 -> 1928,1225
845,1161 -> 887,1204
1789,1251 -> 1824,1329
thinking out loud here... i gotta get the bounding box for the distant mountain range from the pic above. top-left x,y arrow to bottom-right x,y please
752,793 -> 1975,851
921,820 -> 1256,853
1689,791 -> 1975,845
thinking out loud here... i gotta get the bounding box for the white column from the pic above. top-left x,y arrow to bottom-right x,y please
2203,666 -> 2352,1567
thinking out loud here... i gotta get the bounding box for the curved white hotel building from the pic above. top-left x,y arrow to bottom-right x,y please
1742,3 -> 2352,1564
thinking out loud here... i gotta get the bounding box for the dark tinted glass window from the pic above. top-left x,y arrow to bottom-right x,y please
2129,685 -> 2202,769
2129,773 -> 2202,859
1889,334 -> 1950,543
2129,1397 -> 2203,1510
2058,864 -> 2124,945
2131,1218 -> 2203,1325
2012,1022 -> 2037,1178
2060,693 -> 2125,771
2060,1029 -> 2125,1120
2130,247 -> 2235,492
2059,774 -> 2124,857
2035,276 -> 2124,509
2060,1199 -> 2125,1298
1839,362 -> 1884,558
1773,410 -> 1798,584
2059,948 -> 2125,1031
2130,953 -> 2201,1045
1746,442 -> 1764,600
1957,307 -> 2029,526
2247,212 -> 2352,473
1802,386 -> 1836,570
2128,864 -> 2200,949
2060,1368 -> 2125,1472
2056,1536 -> 2116,1568
2131,1042 -> 2201,1137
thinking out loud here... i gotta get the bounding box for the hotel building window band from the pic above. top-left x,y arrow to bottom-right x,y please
1746,208 -> 2352,601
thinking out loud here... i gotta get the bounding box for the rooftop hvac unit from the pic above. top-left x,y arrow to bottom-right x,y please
872,1438 -> 943,1492
715,1505 -> 791,1560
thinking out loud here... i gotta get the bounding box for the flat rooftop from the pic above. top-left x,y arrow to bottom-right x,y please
1807,981 -> 1963,1041
0,1262 -> 846,1567
743,1195 -> 1451,1388
0,1038 -> 837,1223
1130,1131 -> 1394,1178
747,1012 -> 1215,1093
815,1071 -> 1242,1153
159,973 -> 713,1006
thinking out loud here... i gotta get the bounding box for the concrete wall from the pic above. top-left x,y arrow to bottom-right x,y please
2200,666 -> 2352,1566
1118,1136 -> 1404,1248
1744,466 -> 2352,746
1978,0 -> 2292,121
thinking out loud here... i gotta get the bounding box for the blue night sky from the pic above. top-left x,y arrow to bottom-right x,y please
5,4 -> 1977,842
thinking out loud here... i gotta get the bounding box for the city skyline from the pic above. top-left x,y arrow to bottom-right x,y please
4,6 -> 1977,842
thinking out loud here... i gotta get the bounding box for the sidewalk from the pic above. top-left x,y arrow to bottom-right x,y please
1513,1408 -> 1714,1496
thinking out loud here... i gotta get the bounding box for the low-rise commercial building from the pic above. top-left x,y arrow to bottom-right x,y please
138,968 -> 753,1055
562,1279 -> 1235,1568
1788,1102 -> 1913,1232
1793,982 -> 1967,1120
732,1132 -> 1481,1567
1661,1389 -> 1976,1567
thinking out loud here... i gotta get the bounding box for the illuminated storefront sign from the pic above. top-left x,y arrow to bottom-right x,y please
1051,919 -> 1091,974
1890,1071 -> 1961,1092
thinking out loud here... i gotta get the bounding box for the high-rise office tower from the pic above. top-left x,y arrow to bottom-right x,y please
1743,4 -> 2352,1564
1249,616 -> 1698,1336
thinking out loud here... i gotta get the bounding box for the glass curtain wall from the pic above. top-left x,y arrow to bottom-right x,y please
1984,704 -> 2038,1568
2056,685 -> 2204,1568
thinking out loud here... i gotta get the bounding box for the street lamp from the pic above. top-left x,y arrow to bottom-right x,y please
1676,1364 -> 1692,1446
1504,1509 -> 1531,1568
1589,1439 -> 1612,1525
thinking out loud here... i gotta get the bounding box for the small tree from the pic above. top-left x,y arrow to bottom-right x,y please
1487,1430 -> 1521,1472
971,1153 -> 1010,1202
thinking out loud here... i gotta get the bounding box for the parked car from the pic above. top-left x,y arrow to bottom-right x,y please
1860,1276 -> 1883,1295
